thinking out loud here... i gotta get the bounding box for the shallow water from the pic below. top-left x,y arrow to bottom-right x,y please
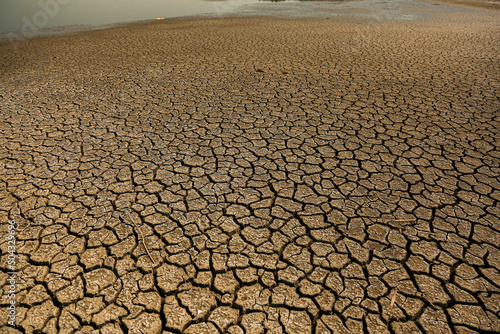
0,0 -> 486,40
0,0 -> 267,38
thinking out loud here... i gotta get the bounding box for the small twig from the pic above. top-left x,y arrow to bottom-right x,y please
16,220 -> 31,231
389,286 -> 399,319
127,212 -> 156,266
387,218 -> 416,233
390,287 -> 398,309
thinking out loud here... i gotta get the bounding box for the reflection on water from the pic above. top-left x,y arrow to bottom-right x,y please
0,0 -> 428,40
0,0 -> 276,37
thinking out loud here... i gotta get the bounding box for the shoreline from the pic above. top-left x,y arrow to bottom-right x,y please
1,0 -> 498,45
422,0 -> 500,10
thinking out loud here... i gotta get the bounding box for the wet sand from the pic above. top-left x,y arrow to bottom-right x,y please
425,0 -> 500,10
0,1 -> 499,333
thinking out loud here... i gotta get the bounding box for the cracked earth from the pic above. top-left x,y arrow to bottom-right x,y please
0,3 -> 499,334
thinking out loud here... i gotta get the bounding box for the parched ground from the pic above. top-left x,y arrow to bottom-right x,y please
0,2 -> 499,334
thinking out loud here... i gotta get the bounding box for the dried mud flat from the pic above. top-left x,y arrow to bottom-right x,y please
0,2 -> 499,334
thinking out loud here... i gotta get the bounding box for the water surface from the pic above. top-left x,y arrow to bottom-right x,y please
0,0 -> 266,38
0,0 -> 485,40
